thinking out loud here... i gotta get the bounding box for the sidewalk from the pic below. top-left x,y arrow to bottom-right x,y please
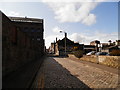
2,56 -> 46,89
31,56 -> 118,88
31,57 -> 92,89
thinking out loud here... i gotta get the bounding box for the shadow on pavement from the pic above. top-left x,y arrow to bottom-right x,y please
42,57 -> 91,89
2,56 -> 46,89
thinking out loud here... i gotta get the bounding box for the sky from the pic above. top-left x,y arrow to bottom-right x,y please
0,0 -> 119,48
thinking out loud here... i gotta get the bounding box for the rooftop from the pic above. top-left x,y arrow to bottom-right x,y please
8,16 -> 43,23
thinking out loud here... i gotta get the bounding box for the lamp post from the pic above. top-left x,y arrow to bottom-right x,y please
95,43 -> 98,52
95,43 -> 99,64
60,31 -> 67,56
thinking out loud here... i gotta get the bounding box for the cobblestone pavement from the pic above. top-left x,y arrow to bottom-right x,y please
2,57 -> 45,89
32,57 -> 118,89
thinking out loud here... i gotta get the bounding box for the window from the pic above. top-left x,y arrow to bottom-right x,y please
24,27 -> 28,32
10,26 -> 17,45
36,30 -> 41,32
37,38 -> 40,41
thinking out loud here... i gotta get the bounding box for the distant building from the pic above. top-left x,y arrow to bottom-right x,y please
90,40 -> 100,46
109,46 -> 120,52
101,40 -> 120,52
115,40 -> 120,46
49,42 -> 56,54
84,45 -> 96,54
50,33 -> 84,56
90,40 -> 100,52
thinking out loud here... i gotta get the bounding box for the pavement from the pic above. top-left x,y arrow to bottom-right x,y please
3,55 -> 119,89
32,57 -> 91,89
68,56 -> 119,75
2,56 -> 45,89
32,56 -> 119,89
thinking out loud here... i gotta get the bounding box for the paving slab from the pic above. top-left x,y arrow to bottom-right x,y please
32,56 -> 119,89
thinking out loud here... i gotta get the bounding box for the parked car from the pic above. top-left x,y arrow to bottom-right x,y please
86,51 -> 96,56
95,52 -> 109,56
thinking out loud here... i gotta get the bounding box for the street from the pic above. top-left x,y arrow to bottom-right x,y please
32,56 -> 118,89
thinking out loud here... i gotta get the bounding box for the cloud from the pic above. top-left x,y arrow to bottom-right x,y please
82,14 -> 96,25
45,31 -> 118,48
45,30 -> 118,48
45,34 -> 64,48
69,33 -> 85,43
45,35 -> 57,48
45,26 -> 65,48
52,26 -> 63,33
1,0 -> 119,2
68,32 -> 118,44
0,0 -> 40,2
42,0 -> 119,2
8,11 -> 20,16
42,1 -> 101,25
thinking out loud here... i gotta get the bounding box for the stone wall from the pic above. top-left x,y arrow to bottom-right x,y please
80,55 -> 120,69
68,54 -> 120,69
80,55 -> 98,63
98,56 -> 119,68
2,12 -> 44,76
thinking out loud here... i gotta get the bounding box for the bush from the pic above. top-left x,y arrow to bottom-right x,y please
110,50 -> 120,56
73,50 -> 83,58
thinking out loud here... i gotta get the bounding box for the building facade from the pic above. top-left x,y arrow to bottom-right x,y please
90,40 -> 100,46
50,34 -> 84,56
2,11 -> 45,76
8,16 -> 44,54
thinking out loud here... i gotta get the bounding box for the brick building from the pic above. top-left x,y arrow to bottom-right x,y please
2,11 -> 45,76
90,40 -> 100,46
49,42 -> 56,54
8,16 -> 44,53
50,34 -> 84,56
84,45 -> 96,54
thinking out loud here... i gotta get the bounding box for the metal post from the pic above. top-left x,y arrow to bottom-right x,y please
60,31 -> 67,57
96,44 -> 98,52
95,43 -> 99,64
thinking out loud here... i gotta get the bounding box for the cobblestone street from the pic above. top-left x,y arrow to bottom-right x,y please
32,56 -> 118,89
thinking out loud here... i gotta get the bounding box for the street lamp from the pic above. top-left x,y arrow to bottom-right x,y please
95,43 -> 99,64
95,43 -> 98,52
60,31 -> 67,56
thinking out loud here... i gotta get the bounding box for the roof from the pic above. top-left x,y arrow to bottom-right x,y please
8,17 -> 43,23
90,40 -> 100,44
116,40 -> 120,42
57,37 -> 80,46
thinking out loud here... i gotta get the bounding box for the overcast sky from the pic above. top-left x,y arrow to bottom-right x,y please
0,0 -> 118,48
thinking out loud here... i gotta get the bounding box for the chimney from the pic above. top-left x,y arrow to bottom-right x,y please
65,32 -> 67,38
54,41 -> 55,54
56,37 -> 57,42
